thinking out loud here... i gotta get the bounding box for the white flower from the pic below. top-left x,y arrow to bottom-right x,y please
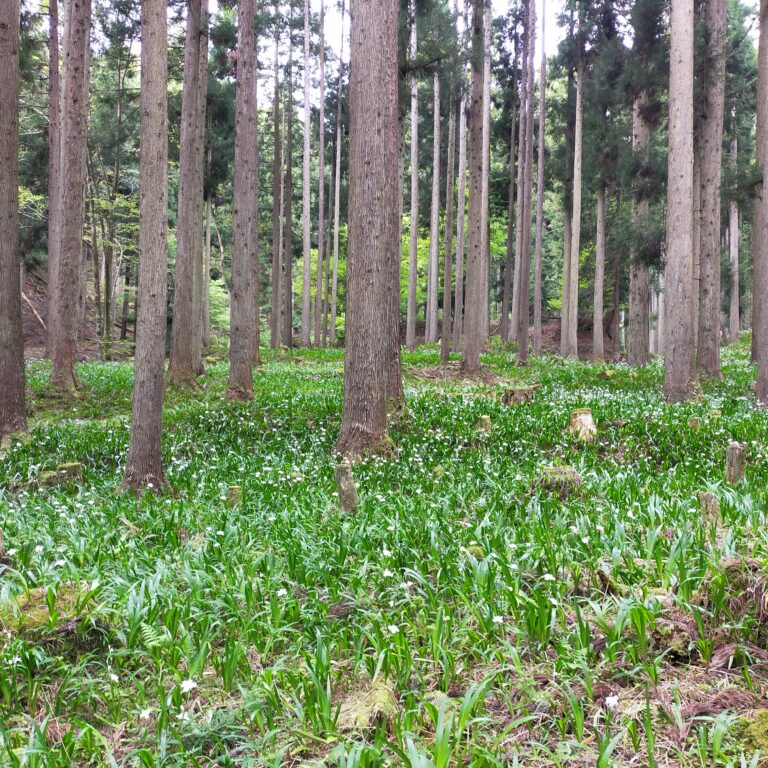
542,573 -> 555,582
492,615 -> 504,625
180,679 -> 197,694
382,547 -> 392,557
276,588 -> 288,597
6,548 -> 17,557
139,708 -> 152,721
383,569 -> 394,578
109,673 -> 119,683
387,624 -> 399,635
176,710 -> 190,721
34,545 -> 44,554
549,597 -> 558,607
605,694 -> 620,711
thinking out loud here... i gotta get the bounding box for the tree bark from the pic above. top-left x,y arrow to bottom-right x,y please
314,0 -> 327,346
664,0 -> 697,402
283,47 -> 295,348
501,44 -> 517,343
532,0 -> 546,356
460,0 -> 485,372
516,0 -> 536,364
228,0 -> 259,399
47,0 -> 61,357
405,0 -> 419,350
120,264 -> 131,340
336,0 -> 399,457
203,194 -> 211,347
453,73 -> 468,350
426,73 -> 441,344
301,0 -> 312,347
0,0 -> 26,444
123,0 -> 168,491
271,29 -> 282,348
441,97 -> 456,364
169,0 -> 203,385
330,0 -> 345,348
628,93 -> 651,365
480,0 -> 492,339
50,0 -> 91,392
728,135 -> 740,344
593,184 -> 606,360
563,56 -> 582,359
697,0 -> 726,377
754,0 -> 768,404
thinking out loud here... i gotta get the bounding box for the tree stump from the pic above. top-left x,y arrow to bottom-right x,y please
335,459 -> 358,514
37,462 -> 84,488
726,442 -> 746,484
537,466 -> 583,497
698,491 -> 720,521
475,415 -> 492,433
502,383 -> 541,405
569,409 -> 597,442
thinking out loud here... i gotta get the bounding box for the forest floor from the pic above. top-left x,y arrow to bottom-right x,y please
2,341 -> 768,767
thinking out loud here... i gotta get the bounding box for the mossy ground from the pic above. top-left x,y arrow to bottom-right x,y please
1,339 -> 768,766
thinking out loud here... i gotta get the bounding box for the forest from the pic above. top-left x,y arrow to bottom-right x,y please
1,0 -> 768,764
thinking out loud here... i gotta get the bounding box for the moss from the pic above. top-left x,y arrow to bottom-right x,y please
744,709 -> 768,752
466,545 -> 486,560
337,678 -> 398,733
225,485 -> 243,507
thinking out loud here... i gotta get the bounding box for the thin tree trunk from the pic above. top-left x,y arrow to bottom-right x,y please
336,0 -> 399,457
691,139 -> 701,356
426,73 -> 441,344
203,194 -> 211,347
322,164 -> 333,346
283,63 -> 295,347
563,56 -> 582,359
191,0 -> 208,375
460,0 -> 485,372
697,0 -> 726,377
120,264 -> 130,340
271,29 -> 282,348
47,0 -> 60,356
123,0 -> 168,491
405,0 -> 419,350
664,0 -> 696,402
441,97 -> 456,364
301,0 -> 312,347
628,93 -> 651,365
532,0 -> 546,355
50,0 -> 91,392
501,46 -> 517,343
453,85 -> 467,350
330,0 -> 345,348
728,135 -> 740,343
516,0 -> 535,364
169,0 -> 202,385
314,0 -> 326,346
480,0 -> 491,339
228,0 -> 259,399
754,0 -> 768,404
0,0 -> 26,444
593,184 -> 606,360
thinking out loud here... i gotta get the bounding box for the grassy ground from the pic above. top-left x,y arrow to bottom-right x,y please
2,341 -> 768,767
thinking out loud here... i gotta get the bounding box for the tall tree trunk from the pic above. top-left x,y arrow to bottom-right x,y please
47,0 -> 60,356
120,264 -> 131,340
405,0 -> 419,350
314,0 -> 326,345
283,66 -> 295,348
426,73 -> 441,344
203,194 -> 211,347
191,0 -> 208,375
754,0 -> 768,404
0,0 -> 26,444
322,163 -> 333,346
664,0 -> 696,402
563,56 -> 582,359
453,82 -> 467,350
501,45 -> 517,343
697,0 -> 726,377
593,184 -> 606,360
228,0 -> 259,399
50,0 -> 91,392
460,0 -> 485,372
441,97 -> 456,364
301,0 -> 312,347
511,10 -> 529,345
169,0 -> 202,385
628,93 -> 651,365
532,0 -> 546,356
517,0 -> 536,364
123,0 -> 168,491
728,134 -> 740,343
480,0 -> 492,339
330,0 -> 345,348
691,140 -> 701,356
336,0 -> 399,457
271,30 -> 282,348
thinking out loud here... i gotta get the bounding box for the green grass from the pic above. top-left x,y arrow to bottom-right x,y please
1,341 -> 768,767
